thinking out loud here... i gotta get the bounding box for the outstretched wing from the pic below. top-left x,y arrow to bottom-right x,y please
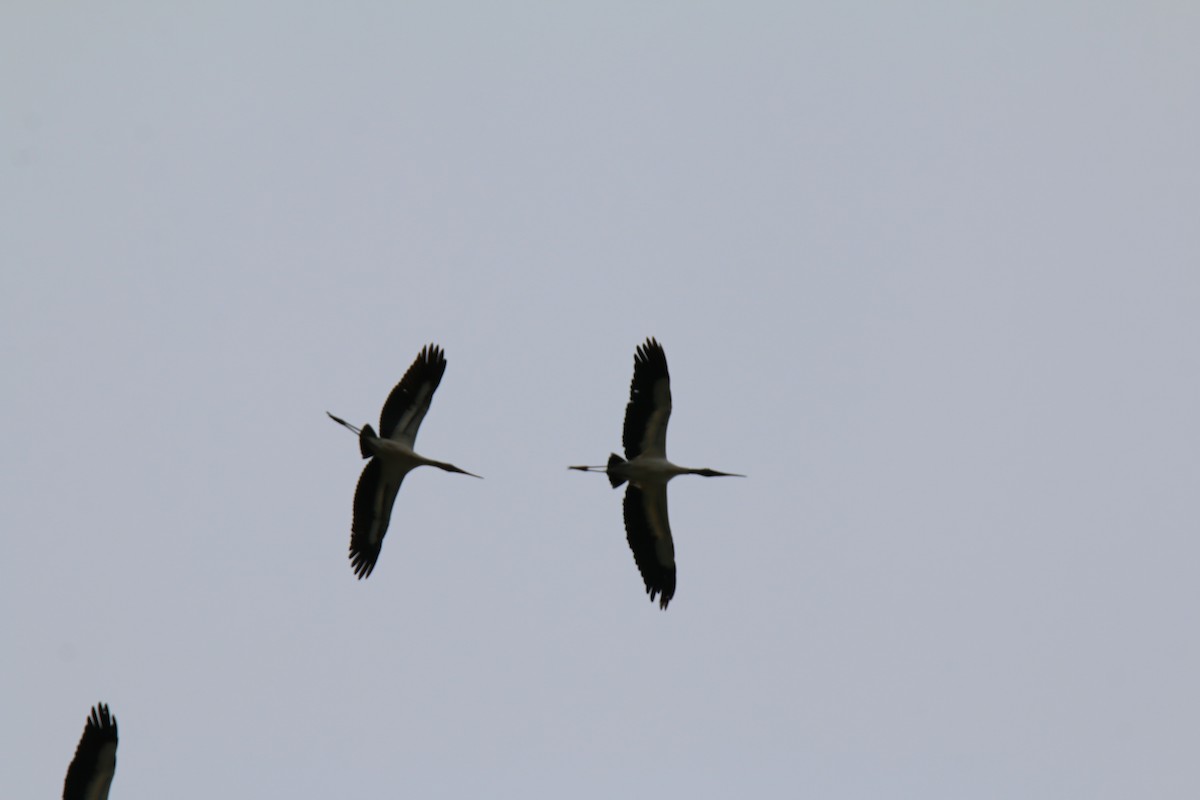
622,483 -> 677,609
622,338 -> 671,460
379,344 -> 448,449
349,458 -> 405,579
63,703 -> 118,800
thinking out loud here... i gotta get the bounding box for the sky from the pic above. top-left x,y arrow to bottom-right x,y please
3,3 -> 1199,798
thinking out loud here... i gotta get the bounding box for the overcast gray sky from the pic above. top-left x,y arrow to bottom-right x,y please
3,3 -> 1199,798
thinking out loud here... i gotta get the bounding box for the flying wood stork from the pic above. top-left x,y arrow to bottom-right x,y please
570,337 -> 742,608
328,343 -> 480,579
63,703 -> 117,800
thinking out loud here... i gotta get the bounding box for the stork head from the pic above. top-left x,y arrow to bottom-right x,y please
693,468 -> 745,478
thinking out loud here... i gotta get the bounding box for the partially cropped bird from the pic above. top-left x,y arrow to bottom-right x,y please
328,343 -> 480,579
570,337 -> 742,608
63,703 -> 117,800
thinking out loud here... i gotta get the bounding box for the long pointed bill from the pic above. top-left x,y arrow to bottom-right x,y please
568,465 -> 609,472
444,464 -> 483,478
695,468 -> 746,477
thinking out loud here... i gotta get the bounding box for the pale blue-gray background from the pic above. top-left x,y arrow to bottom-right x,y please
3,3 -> 1198,797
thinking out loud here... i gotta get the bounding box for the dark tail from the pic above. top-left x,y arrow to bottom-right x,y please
328,413 -> 374,459
358,424 -> 377,459
606,453 -> 627,489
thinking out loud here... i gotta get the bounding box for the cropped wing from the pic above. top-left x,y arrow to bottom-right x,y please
622,483 -> 677,609
379,344 -> 447,449
63,704 -> 118,800
349,458 -> 405,579
622,338 -> 671,460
